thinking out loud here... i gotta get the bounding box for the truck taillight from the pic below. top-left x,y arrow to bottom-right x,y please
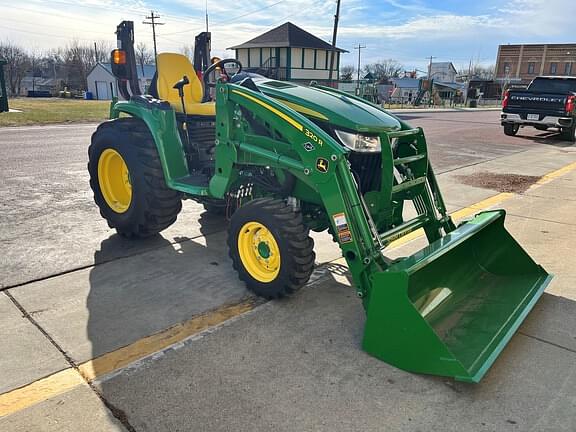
566,95 -> 575,113
502,90 -> 510,109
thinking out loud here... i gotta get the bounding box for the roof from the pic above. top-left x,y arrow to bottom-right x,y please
391,77 -> 420,88
90,63 -> 156,80
228,22 -> 347,52
430,62 -> 457,73
433,81 -> 463,90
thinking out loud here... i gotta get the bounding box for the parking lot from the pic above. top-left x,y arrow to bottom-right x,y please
2,110 -> 576,431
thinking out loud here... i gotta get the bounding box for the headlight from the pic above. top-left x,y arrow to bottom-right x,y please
334,130 -> 381,152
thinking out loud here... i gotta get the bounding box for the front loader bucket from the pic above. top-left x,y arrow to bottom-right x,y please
363,210 -> 552,383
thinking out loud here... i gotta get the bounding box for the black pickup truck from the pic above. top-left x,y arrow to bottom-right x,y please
501,76 -> 576,141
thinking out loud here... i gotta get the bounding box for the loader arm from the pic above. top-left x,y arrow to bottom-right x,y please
212,82 -> 388,299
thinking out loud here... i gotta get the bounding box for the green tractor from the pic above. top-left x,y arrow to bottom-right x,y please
89,22 -> 551,382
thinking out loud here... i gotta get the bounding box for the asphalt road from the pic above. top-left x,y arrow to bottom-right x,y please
0,111 -> 571,288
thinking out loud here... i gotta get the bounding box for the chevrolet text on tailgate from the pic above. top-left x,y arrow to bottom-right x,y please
501,76 -> 576,142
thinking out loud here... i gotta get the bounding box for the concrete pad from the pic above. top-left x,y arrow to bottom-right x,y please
0,384 -> 127,431
502,193 -> 576,227
0,197 -> 226,288
521,293 -> 576,353
95,278 -> 576,432
9,228 -> 341,365
504,214 -> 576,300
0,293 -> 68,394
437,175 -> 497,209
9,231 -> 249,364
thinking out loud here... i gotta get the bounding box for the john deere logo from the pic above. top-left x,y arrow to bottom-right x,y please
316,158 -> 329,173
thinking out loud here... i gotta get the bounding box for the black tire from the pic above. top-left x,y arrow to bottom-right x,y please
88,117 -> 182,237
228,198 -> 315,299
503,123 -> 519,136
560,124 -> 576,142
203,203 -> 226,215
202,198 -> 228,216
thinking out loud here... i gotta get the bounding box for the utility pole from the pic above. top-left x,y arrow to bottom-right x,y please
143,11 -> 164,64
426,56 -> 436,106
328,0 -> 341,85
354,44 -> 365,94
205,0 -> 209,32
426,55 -> 436,79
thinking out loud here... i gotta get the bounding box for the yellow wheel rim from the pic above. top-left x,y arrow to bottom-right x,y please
97,148 -> 132,213
237,222 -> 281,283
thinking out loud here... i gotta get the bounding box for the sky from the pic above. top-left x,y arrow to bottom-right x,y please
0,0 -> 574,72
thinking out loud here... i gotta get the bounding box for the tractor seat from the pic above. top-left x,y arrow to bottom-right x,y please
156,53 -> 215,116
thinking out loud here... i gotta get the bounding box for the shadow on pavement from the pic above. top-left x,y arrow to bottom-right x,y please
514,130 -> 576,148
84,256 -> 576,431
86,210 -> 251,427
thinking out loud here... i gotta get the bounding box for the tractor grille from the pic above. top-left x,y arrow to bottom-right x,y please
348,152 -> 382,193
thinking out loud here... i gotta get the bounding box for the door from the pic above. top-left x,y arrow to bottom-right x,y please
95,81 -> 109,100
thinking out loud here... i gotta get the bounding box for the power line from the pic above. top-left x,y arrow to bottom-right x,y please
143,11 -> 165,63
160,0 -> 287,37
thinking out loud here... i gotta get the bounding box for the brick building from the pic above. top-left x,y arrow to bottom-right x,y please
495,43 -> 576,85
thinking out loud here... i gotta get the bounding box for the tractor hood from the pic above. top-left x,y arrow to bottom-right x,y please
255,79 -> 402,133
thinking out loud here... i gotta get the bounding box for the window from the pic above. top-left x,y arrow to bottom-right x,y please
527,62 -> 535,74
550,62 -> 557,75
503,62 -> 511,75
565,62 -> 573,75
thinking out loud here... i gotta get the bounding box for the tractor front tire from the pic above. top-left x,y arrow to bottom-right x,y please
503,123 -> 519,136
88,117 -> 182,238
228,198 -> 315,299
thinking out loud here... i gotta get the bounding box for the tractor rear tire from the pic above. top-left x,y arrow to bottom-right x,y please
88,117 -> 182,238
228,198 -> 315,299
503,123 -> 519,136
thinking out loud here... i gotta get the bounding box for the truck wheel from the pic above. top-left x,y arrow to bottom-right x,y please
88,117 -> 182,238
503,123 -> 519,136
228,198 -> 315,299
560,124 -> 576,142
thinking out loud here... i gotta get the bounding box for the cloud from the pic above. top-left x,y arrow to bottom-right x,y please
0,0 -> 574,70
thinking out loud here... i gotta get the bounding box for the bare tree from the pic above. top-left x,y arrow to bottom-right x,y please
0,41 -> 30,95
363,59 -> 404,82
136,42 -> 154,76
63,40 -> 98,90
180,44 -> 194,61
94,40 -> 114,64
339,65 -> 355,81
457,63 -> 496,81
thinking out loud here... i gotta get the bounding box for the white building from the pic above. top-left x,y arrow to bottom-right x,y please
429,62 -> 458,83
228,22 -> 347,85
87,63 -> 156,100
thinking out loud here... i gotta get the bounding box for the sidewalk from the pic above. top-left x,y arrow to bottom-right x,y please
1,145 -> 575,431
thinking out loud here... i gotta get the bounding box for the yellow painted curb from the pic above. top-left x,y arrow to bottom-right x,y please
78,300 -> 256,381
0,368 -> 85,417
0,299 -> 256,418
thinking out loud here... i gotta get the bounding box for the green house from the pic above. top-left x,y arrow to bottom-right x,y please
228,22 -> 347,84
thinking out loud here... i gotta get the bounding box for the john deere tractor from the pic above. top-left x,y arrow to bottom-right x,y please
88,21 -> 551,382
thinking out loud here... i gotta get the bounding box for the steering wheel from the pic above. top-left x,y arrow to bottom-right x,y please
202,59 -> 243,100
